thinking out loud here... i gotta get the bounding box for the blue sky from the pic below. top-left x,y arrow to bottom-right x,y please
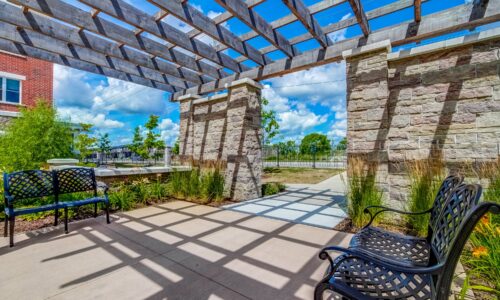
54,0 -> 492,146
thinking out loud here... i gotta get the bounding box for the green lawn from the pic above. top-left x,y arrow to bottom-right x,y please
262,167 -> 343,184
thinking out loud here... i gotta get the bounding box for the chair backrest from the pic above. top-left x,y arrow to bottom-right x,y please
3,170 -> 55,205
428,175 -> 464,237
430,183 -> 482,263
54,167 -> 97,196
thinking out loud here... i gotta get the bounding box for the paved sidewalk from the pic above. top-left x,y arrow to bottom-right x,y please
224,173 -> 348,228
0,201 -> 351,300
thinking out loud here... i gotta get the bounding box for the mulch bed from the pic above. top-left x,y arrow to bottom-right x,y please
334,218 -> 414,236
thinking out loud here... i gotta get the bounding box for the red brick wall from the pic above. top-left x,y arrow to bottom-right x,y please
0,51 -> 53,112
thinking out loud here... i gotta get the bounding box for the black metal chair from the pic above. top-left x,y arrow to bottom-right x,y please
349,175 -> 464,267
54,167 -> 110,234
315,183 -> 499,300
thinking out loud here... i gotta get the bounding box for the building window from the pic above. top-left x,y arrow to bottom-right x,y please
0,77 -> 21,104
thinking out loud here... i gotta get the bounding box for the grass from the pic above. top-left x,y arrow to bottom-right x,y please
263,167 -> 343,184
346,156 -> 383,228
262,182 -> 286,196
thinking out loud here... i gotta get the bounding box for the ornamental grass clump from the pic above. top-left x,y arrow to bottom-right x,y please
347,156 -> 383,228
405,157 -> 445,237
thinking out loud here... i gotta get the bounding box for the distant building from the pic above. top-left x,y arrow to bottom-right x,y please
0,50 -> 53,126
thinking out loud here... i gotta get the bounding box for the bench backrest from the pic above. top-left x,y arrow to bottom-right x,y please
431,183 -> 482,262
427,175 -> 464,237
3,170 -> 55,205
54,168 -> 97,196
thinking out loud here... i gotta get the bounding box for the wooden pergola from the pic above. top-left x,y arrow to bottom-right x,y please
1,0 -> 498,101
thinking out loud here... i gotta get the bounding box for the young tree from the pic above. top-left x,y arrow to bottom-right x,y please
172,139 -> 180,155
335,137 -> 347,151
0,100 -> 73,171
300,133 -> 331,155
98,133 -> 112,155
129,126 -> 145,158
75,123 -> 97,162
143,115 -> 165,160
261,97 -> 280,145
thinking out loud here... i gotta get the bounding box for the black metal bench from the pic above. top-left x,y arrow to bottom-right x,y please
315,182 -> 500,300
3,167 -> 110,247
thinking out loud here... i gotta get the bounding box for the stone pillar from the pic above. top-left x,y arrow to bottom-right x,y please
344,41 -> 391,200
164,146 -> 171,167
177,79 -> 262,201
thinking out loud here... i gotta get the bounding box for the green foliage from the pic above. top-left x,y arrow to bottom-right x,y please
143,115 -> 165,160
172,139 -> 180,155
108,184 -> 136,211
97,133 -> 111,154
262,182 -> 286,196
300,133 -> 331,155
129,126 -> 146,158
335,137 -> 347,151
261,97 -> 280,145
346,157 -> 383,228
406,159 -> 444,237
168,167 -> 225,204
75,123 -> 97,162
276,141 -> 297,156
0,100 -> 73,171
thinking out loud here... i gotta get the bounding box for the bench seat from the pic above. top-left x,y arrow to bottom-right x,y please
61,197 -> 107,208
5,203 -> 61,217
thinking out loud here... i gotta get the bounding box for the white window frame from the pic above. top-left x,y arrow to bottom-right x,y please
0,71 -> 25,105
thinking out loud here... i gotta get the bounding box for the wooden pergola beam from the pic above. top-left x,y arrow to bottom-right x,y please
11,0 -> 227,79
173,1 -> 500,99
0,2 -> 206,86
282,0 -> 331,47
347,0 -> 370,36
215,0 -> 299,57
77,0 -> 249,73
147,0 -> 272,65
414,0 -> 422,22
233,0 -> 424,62
0,19 -> 183,92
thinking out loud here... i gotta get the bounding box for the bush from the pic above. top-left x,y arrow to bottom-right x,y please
346,156 -> 383,228
262,182 -> 286,196
168,166 -> 225,204
0,100 -> 73,172
405,158 -> 444,236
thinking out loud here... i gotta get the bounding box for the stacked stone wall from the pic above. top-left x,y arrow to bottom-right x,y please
178,80 -> 262,201
347,38 -> 500,207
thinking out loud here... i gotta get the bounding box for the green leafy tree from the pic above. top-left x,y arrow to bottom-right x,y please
75,123 -> 97,161
261,97 -> 280,145
129,126 -> 146,158
143,115 -> 165,160
172,139 -> 180,155
299,133 -> 331,155
335,137 -> 347,150
0,100 -> 73,171
98,133 -> 112,155
276,140 -> 297,156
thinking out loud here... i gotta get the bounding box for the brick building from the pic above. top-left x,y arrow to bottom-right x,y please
0,50 -> 53,125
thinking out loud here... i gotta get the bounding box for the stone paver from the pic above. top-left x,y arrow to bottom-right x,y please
223,173 -> 348,228
0,200 -> 351,300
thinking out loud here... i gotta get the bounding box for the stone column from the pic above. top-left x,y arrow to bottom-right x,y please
177,79 -> 263,201
223,79 -> 263,201
344,41 -> 391,200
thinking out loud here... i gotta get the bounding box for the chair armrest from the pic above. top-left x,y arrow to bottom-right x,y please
319,245 -> 443,276
362,205 -> 432,228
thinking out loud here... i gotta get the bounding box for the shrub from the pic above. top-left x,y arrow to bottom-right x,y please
262,182 -> 286,196
108,183 -> 137,211
405,158 -> 444,236
168,165 -> 225,204
347,156 -> 383,228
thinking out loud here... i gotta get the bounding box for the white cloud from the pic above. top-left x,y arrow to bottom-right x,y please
58,107 -> 124,129
328,13 -> 351,42
158,118 -> 180,145
262,85 -> 290,112
279,110 -> 328,133
328,118 -> 347,140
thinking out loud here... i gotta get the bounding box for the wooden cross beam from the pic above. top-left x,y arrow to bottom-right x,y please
77,0 -> 249,73
0,2 -> 207,87
282,0 -> 332,47
11,0 -> 227,79
215,0 -> 299,57
347,0 -> 370,36
147,0 -> 273,65
172,1 -> 500,99
414,0 -> 422,22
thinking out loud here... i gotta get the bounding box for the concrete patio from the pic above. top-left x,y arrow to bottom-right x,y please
0,200 -> 351,300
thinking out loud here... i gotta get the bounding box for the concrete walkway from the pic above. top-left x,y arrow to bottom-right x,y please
224,173 -> 348,228
0,201 -> 351,300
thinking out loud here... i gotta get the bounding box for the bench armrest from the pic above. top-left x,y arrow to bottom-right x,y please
362,205 -> 432,229
319,245 -> 444,277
